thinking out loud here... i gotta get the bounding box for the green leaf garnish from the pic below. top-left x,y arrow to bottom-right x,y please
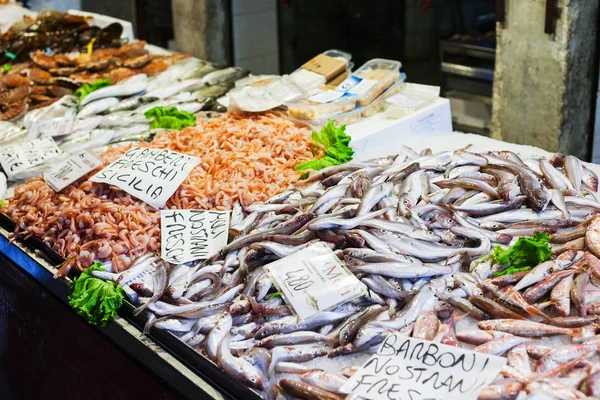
295,119 -> 354,171
74,78 -> 112,100
489,231 -> 552,277
493,265 -> 533,277
268,292 -> 282,300
144,106 -> 196,130
68,263 -> 125,326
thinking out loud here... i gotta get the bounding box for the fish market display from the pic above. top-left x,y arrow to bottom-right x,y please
0,10 -> 122,64
0,40 -> 193,117
70,146 -> 600,399
2,112 -> 315,273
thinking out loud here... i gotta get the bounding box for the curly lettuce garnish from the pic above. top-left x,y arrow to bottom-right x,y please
296,119 -> 354,172
68,262 -> 125,326
491,232 -> 552,277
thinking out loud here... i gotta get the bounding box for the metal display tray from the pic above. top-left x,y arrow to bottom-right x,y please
0,213 -> 261,400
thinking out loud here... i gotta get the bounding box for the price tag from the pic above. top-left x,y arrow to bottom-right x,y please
230,78 -> 304,112
160,210 -> 229,264
307,89 -> 345,104
29,111 -> 76,139
340,335 -> 507,400
265,242 -> 367,319
0,137 -> 62,179
43,150 -> 103,191
90,147 -> 200,209
347,78 -> 377,96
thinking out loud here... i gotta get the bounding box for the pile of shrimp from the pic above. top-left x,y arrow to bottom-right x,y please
2,112 -> 316,274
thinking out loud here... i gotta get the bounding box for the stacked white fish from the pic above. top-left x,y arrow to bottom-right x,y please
93,146 -> 600,399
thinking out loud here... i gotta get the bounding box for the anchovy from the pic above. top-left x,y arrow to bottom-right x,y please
583,165 -> 599,192
307,209 -> 387,230
452,196 -> 526,217
369,228 -> 490,261
485,154 -> 550,212
255,310 -> 357,340
358,218 -> 441,242
217,334 -> 264,390
356,183 -> 393,216
351,262 -> 452,279
435,178 -> 499,198
373,286 -> 437,330
205,312 -> 232,360
540,159 -> 574,191
510,249 -> 576,293
564,155 -> 583,192
338,305 -> 387,345
222,213 -> 314,253
255,331 -> 334,348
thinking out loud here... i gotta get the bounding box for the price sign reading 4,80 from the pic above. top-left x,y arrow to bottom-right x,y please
265,242 -> 367,319
282,267 -> 314,292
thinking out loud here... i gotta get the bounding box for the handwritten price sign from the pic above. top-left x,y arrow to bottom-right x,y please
43,150 -> 103,191
160,210 -> 229,264
90,147 -> 200,209
340,335 -> 506,400
0,137 -> 63,179
265,243 -> 367,319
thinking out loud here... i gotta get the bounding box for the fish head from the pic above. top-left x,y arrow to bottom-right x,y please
397,193 -> 412,216
414,229 -> 441,242
479,221 -> 506,231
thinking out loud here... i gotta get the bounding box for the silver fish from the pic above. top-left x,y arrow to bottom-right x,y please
564,155 -> 583,192
77,97 -> 119,119
80,74 -> 147,106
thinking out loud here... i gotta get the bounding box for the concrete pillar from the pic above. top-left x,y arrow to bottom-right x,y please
171,0 -> 231,65
491,1 -> 598,160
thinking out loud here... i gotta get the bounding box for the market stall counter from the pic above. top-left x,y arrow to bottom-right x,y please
0,222 -> 256,400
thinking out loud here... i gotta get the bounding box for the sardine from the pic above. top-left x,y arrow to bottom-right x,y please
217,334 -> 264,390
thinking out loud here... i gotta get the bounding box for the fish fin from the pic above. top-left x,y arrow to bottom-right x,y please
571,324 -> 599,343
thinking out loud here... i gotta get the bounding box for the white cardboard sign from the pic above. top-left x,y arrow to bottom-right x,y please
43,150 -> 103,191
265,242 -> 367,319
160,210 -> 229,264
90,147 -> 200,209
0,137 -> 62,179
340,334 -> 507,400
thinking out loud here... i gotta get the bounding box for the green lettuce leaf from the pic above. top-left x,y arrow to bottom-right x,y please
493,265 -> 534,278
74,79 -> 112,99
144,106 -> 196,130
68,263 -> 125,326
296,119 -> 354,172
489,231 -> 552,276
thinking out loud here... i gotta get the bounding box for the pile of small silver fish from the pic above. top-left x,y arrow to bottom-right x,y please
92,145 -> 600,399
